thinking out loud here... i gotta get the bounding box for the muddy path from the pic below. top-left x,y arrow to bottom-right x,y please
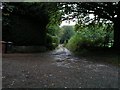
2,45 -> 119,88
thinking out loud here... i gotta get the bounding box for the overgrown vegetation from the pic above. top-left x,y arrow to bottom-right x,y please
66,23 -> 114,52
59,25 -> 75,45
46,10 -> 62,50
2,2 -> 61,50
2,2 -> 119,65
59,2 -> 120,49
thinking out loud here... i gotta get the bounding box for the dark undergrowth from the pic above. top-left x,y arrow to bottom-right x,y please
72,47 -> 120,67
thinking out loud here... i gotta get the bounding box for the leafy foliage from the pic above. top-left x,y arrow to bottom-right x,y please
2,2 -> 61,48
66,23 -> 114,51
59,2 -> 119,21
59,25 -> 75,44
46,33 -> 59,50
59,2 -> 120,49
45,4 -> 62,49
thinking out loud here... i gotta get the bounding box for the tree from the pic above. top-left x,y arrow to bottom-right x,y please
60,25 -> 75,44
59,2 -> 120,49
2,2 -> 60,46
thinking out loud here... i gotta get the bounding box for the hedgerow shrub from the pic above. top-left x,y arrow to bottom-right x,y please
66,23 -> 113,51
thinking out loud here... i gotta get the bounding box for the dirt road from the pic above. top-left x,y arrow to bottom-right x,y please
2,45 -> 119,88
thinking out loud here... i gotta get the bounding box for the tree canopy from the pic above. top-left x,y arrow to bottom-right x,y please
2,2 -> 61,47
59,2 -> 120,49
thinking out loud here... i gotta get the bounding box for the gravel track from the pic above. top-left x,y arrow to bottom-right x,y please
2,46 -> 119,88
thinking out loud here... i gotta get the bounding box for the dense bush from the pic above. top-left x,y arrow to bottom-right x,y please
59,26 -> 75,44
46,10 -> 61,50
46,25 -> 60,49
66,23 -> 114,51
46,33 -> 60,50
2,2 -> 62,47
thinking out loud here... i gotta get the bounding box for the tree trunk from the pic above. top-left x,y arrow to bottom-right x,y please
113,18 -> 120,50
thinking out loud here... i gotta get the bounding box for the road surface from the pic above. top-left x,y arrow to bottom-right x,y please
2,45 -> 119,88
